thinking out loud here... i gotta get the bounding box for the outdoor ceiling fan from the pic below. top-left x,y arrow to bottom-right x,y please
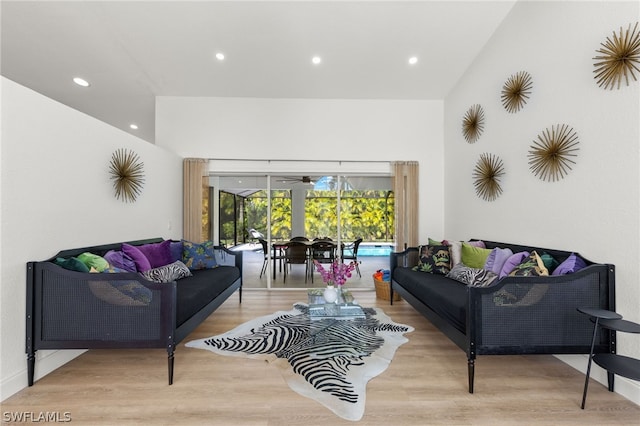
277,176 -> 315,184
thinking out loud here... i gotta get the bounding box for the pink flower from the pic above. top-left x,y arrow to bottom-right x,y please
313,260 -> 357,287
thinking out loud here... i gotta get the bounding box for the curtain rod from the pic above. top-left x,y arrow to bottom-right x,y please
207,158 -> 391,164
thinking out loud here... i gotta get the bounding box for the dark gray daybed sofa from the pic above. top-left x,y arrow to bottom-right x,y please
26,238 -> 242,386
390,239 -> 615,393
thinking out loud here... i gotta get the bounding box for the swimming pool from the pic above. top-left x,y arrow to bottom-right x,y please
357,243 -> 395,257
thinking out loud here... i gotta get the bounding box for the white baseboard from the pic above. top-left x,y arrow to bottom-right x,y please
0,349 -> 85,402
555,354 -> 640,406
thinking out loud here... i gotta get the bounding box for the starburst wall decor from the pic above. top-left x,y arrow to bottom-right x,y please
462,104 -> 485,143
473,153 -> 505,201
501,71 -> 533,113
528,124 -> 579,182
593,22 -> 640,89
109,148 -> 145,202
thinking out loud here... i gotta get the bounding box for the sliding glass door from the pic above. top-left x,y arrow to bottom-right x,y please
209,173 -> 392,290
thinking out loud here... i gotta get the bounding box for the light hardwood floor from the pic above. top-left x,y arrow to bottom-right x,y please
4,290 -> 639,425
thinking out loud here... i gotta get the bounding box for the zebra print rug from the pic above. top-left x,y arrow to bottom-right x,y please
186,303 -> 413,421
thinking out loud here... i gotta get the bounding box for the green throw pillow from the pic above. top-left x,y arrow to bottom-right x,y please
460,242 -> 492,269
54,257 -> 90,273
77,252 -> 110,272
540,252 -> 560,273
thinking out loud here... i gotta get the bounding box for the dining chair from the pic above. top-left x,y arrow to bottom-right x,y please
284,241 -> 310,283
311,240 -> 336,283
290,236 -> 309,241
341,238 -> 363,277
259,238 -> 284,278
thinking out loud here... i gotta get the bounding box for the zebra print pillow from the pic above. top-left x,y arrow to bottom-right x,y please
141,260 -> 192,283
446,263 -> 498,287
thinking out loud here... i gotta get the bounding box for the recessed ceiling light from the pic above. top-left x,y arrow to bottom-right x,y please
73,77 -> 90,87
215,52 -> 225,61
408,56 -> 418,65
130,124 -> 139,130
312,56 -> 322,65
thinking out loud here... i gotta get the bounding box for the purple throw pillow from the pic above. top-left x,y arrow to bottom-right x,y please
103,250 -> 137,272
499,251 -> 530,278
484,247 -> 514,275
122,243 -> 152,272
169,241 -> 184,263
552,253 -> 587,275
136,240 -> 173,268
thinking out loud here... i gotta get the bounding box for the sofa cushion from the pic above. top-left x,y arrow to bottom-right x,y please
141,260 -> 193,283
483,247 -> 513,275
393,267 -> 467,333
499,251 -> 530,278
552,253 -> 587,275
461,242 -> 492,269
103,250 -> 137,272
122,243 -> 152,272
182,240 -> 218,270
509,251 -> 549,277
176,266 -> 240,327
137,240 -> 173,268
413,245 -> 451,275
447,263 -> 498,287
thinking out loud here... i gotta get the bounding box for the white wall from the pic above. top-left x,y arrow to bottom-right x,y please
156,97 -> 445,241
0,78 -> 183,400
444,1 -> 639,404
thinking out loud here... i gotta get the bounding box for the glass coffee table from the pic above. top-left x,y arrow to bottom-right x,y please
308,302 -> 366,320
307,288 -> 365,320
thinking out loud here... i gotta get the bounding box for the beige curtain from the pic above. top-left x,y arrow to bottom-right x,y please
392,161 -> 419,251
183,158 -> 208,242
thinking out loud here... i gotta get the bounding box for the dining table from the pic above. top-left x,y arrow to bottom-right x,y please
269,239 -> 342,280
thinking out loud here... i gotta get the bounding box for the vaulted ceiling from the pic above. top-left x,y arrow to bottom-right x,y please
1,1 -> 517,143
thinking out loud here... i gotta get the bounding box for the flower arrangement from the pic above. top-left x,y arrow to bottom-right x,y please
313,260 -> 357,287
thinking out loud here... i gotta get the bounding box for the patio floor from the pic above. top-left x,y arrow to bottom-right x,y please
232,243 -> 391,291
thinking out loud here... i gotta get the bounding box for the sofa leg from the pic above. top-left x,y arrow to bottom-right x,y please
168,349 -> 174,385
607,371 -> 615,392
27,351 -> 36,386
468,359 -> 475,393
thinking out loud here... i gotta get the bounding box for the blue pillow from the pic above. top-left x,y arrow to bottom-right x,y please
182,240 -> 218,270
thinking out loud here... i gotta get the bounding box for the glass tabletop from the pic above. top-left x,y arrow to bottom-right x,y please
308,303 -> 366,319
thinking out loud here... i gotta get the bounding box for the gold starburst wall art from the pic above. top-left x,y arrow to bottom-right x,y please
462,104 -> 485,143
528,124 -> 579,182
109,148 -> 145,202
501,71 -> 533,113
593,22 -> 640,89
473,153 -> 505,201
